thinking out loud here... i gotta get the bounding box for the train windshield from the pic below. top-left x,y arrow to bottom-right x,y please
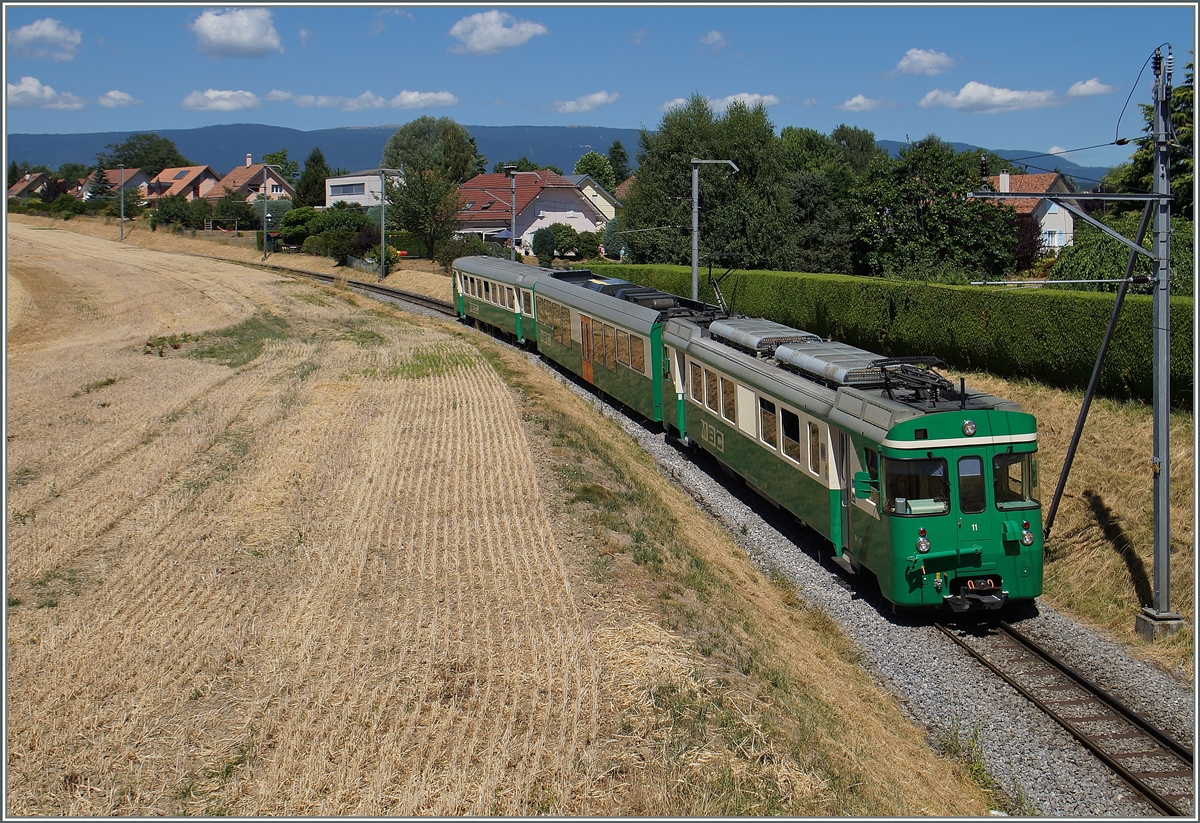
883,457 -> 949,516
994,452 -> 1039,510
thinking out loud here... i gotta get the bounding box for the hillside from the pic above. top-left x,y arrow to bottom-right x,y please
7,124 -> 1112,187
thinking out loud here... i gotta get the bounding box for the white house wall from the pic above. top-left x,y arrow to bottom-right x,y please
516,188 -> 604,248
325,175 -> 385,209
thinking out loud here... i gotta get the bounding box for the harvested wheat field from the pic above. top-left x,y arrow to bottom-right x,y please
5,217 -> 993,816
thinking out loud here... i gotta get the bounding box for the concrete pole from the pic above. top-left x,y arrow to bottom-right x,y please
119,165 -> 125,241
509,166 -> 517,262
380,170 -> 387,279
691,161 -> 699,300
261,164 -> 269,262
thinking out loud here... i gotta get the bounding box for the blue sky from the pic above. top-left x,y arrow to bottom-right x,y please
5,3 -> 1195,168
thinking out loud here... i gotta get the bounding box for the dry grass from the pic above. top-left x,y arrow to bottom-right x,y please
945,369 -> 1194,679
6,217 -> 991,816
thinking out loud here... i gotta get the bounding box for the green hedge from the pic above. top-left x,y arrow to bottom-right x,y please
385,231 -> 428,257
591,264 -> 1193,406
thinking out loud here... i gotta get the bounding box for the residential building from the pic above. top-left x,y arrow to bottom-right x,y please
212,154 -> 296,203
456,170 -> 607,250
78,167 -> 151,201
146,165 -> 222,204
325,169 -> 400,209
563,174 -> 621,222
7,171 -> 52,200
988,171 -> 1077,252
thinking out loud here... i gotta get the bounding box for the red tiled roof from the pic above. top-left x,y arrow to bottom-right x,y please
7,172 -> 50,198
216,163 -> 295,198
148,165 -> 220,199
614,175 -> 635,201
986,172 -> 1068,214
456,170 -> 584,226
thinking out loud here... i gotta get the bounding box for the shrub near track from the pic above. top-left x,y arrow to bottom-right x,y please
591,264 -> 1193,406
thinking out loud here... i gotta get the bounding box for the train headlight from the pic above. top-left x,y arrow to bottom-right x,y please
916,537 -> 931,554
962,420 -> 977,436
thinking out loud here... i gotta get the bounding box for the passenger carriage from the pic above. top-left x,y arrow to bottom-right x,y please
452,256 -> 545,344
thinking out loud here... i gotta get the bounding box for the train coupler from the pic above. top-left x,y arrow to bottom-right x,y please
943,588 -> 1008,612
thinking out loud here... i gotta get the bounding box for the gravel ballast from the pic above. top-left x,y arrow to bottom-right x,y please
542,361 -> 1194,818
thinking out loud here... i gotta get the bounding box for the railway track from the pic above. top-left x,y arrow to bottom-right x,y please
303,271 -> 457,315
937,621 -> 1194,816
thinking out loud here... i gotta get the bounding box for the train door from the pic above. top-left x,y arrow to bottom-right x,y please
838,431 -> 852,556
580,315 -> 594,383
956,454 -> 993,550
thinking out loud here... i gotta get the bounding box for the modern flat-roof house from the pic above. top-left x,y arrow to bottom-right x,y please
325,169 -> 401,209
146,165 -> 223,204
988,171 -> 1078,253
456,170 -> 607,250
213,154 -> 296,203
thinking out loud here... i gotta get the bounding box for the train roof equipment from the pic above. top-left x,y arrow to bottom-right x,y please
543,269 -> 724,324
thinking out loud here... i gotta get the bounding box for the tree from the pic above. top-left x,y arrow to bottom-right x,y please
492,157 -> 563,175
86,165 -> 117,202
381,116 -> 479,184
620,94 -> 798,271
384,166 -> 462,259
849,134 -> 1016,282
214,188 -> 255,230
7,160 -> 21,189
778,126 -> 857,274
295,147 -> 332,208
57,162 -> 89,184
532,226 -> 556,266
154,194 -> 191,226
96,132 -> 193,178
39,177 -> 70,203
1048,212 -> 1192,296
187,197 -> 214,229
830,124 -> 889,174
1104,57 -> 1193,220
262,149 -> 299,185
607,140 -> 631,186
548,222 -> 579,257
573,151 -> 616,191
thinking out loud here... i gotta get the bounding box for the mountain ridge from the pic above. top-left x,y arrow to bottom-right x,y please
7,123 -> 1113,188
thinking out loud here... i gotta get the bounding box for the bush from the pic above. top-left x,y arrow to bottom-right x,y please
590,262 -> 1193,406
576,230 -> 601,260
434,235 -> 505,271
549,222 -> 579,257
49,193 -> 86,217
301,234 -> 328,257
279,206 -> 319,245
353,224 -> 381,259
532,227 -> 556,267
322,226 -> 358,264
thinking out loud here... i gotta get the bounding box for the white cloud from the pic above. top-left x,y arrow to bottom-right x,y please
894,48 -> 954,76
99,89 -> 140,108
837,94 -> 885,112
551,90 -> 619,114
343,91 -> 388,111
298,29 -> 310,47
803,97 -> 820,107
1048,145 -> 1069,156
449,10 -> 547,54
631,28 -> 647,45
710,92 -> 779,112
181,88 -> 261,111
919,81 -> 1058,113
7,75 -> 85,109
700,30 -> 727,54
389,90 -> 459,109
659,97 -> 688,112
190,8 -> 283,58
1067,77 -> 1116,97
8,18 -> 82,61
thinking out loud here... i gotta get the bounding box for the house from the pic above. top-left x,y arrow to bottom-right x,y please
456,170 -> 607,250
563,174 -> 621,222
212,154 -> 296,204
7,171 -> 52,200
146,165 -> 222,204
78,167 -> 151,201
325,168 -> 401,209
988,171 -> 1077,253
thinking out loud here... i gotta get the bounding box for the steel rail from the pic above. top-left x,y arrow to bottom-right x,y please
936,622 -> 1192,816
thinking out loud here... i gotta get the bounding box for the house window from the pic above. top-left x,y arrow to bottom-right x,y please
271,184 -> 282,194
462,202 -> 475,211
1043,230 -> 1056,248
330,183 -> 365,196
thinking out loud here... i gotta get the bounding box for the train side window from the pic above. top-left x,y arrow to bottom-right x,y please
864,448 -> 880,506
759,398 -> 778,449
631,337 -> 646,374
509,287 -> 516,310
484,281 -> 491,301
690,363 -> 703,403
808,423 -> 821,474
721,377 -> 737,424
958,456 -> 986,514
617,330 -> 631,367
781,408 -> 802,464
705,369 -> 719,413
561,305 -> 571,345
522,290 -> 532,315
591,321 -> 603,364
604,325 -> 617,369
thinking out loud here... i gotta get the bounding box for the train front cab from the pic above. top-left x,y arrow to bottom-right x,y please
853,412 -> 1043,612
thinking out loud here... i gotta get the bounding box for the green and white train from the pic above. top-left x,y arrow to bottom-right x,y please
452,255 -> 1043,612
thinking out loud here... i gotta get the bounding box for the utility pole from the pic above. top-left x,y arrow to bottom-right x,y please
1137,46 -> 1183,641
691,158 -> 738,301
379,168 -> 401,279
506,166 -> 539,261
119,165 -> 125,242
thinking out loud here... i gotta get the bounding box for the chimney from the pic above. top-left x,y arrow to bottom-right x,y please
246,153 -> 252,168
999,170 -> 1010,193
